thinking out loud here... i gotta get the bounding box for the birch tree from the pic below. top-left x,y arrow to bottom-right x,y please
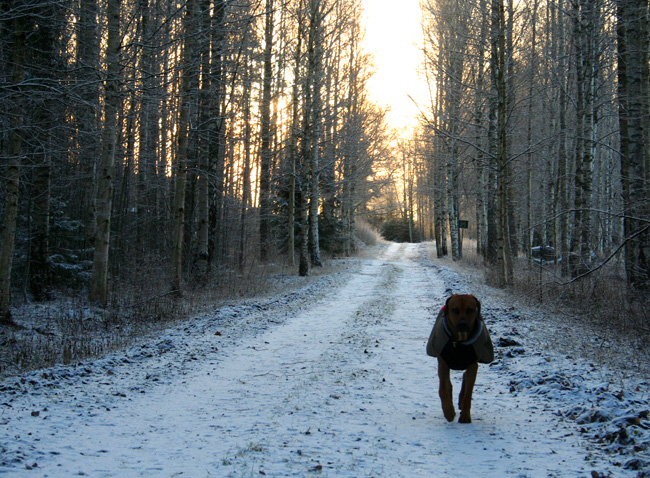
171,0 -> 198,295
287,0 -> 305,268
259,0 -> 275,262
88,0 -> 121,305
616,0 -> 650,291
307,0 -> 324,268
492,0 -> 513,286
569,0 -> 600,278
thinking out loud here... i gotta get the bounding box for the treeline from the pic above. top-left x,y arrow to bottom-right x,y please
407,0 -> 649,291
0,0 -> 393,321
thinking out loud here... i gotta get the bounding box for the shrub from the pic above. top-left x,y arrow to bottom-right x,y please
380,217 -> 421,243
355,219 -> 382,246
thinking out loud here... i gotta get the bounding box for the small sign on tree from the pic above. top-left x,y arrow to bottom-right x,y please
458,220 -> 469,229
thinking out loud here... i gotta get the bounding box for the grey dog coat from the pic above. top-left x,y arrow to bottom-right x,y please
426,306 -> 494,371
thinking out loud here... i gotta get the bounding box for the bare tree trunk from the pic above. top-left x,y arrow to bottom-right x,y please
476,162 -> 487,256
29,140 -> 52,302
617,0 -> 650,291
0,14 -> 27,323
505,0 -> 518,260
239,53 -> 253,272
341,14 -> 362,257
475,0 -> 488,257
492,0 -> 513,287
569,0 -> 598,278
89,0 -> 121,305
524,0 -> 539,259
407,153 -> 415,243
446,68 -> 461,259
299,153 -> 311,276
259,0 -> 275,262
288,147 -> 296,267
553,0 -> 571,274
485,90 -> 498,265
136,0 -> 158,256
26,8 -> 57,302
171,0 -> 197,295
196,0 -> 214,277
434,145 -> 448,257
299,4 -> 313,277
307,0 -> 323,267
208,0 -> 226,268
433,69 -> 448,258
288,1 -> 304,268
447,156 -> 461,259
77,0 -> 100,251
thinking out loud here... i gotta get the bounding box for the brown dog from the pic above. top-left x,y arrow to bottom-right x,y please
426,295 -> 494,423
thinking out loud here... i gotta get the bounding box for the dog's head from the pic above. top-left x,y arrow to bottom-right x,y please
444,294 -> 481,342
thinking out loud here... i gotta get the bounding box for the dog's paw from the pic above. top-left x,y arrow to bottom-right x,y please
458,412 -> 472,424
443,405 -> 456,422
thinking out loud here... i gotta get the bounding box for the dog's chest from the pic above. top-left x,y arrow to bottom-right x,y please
440,341 -> 478,370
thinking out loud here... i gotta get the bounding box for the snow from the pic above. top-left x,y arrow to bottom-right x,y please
2,242 -> 650,477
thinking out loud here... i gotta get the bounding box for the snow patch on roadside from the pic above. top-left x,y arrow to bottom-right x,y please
429,253 -> 650,478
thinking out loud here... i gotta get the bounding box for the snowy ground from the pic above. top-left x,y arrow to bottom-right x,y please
2,242 -> 650,477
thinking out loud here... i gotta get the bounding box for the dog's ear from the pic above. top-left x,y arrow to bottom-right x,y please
471,295 -> 481,317
444,295 -> 454,316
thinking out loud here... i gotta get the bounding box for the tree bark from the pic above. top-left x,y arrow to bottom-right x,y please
27,4 -> 57,302
239,50 -> 253,272
29,142 -> 52,302
492,0 -> 513,287
299,152 -> 311,276
617,0 -> 650,291
307,0 -> 323,267
288,0 -> 305,268
0,13 -> 27,323
569,0 -> 598,278
552,0 -> 571,275
89,0 -> 121,305
170,0 -> 198,295
208,0 -> 227,267
475,0 -> 488,257
76,0 -> 100,251
196,0 -> 214,277
259,0 -> 275,262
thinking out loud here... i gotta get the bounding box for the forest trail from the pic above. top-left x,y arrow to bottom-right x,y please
1,243 -> 645,477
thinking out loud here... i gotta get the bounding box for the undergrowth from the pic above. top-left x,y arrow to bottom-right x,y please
0,222 -> 383,379
435,239 -> 650,354
0,252 -> 348,379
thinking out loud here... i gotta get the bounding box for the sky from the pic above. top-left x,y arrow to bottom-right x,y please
361,0 -> 429,131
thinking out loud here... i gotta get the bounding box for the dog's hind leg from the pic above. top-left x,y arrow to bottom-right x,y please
458,362 -> 478,423
437,358 -> 455,422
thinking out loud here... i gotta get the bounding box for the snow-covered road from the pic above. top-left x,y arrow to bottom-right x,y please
2,243 -> 649,477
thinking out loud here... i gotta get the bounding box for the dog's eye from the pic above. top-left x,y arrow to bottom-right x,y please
452,307 -> 460,314
466,308 -> 474,314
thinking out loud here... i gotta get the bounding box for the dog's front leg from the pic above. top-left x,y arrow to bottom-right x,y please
458,362 -> 478,423
437,358 -> 455,422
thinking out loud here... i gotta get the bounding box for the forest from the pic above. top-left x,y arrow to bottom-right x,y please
409,0 -> 650,294
0,0 -> 395,324
1,0 -> 649,327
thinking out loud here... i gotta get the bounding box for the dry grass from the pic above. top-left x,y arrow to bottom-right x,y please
355,219 -> 383,247
432,238 -> 650,347
514,255 -> 649,335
